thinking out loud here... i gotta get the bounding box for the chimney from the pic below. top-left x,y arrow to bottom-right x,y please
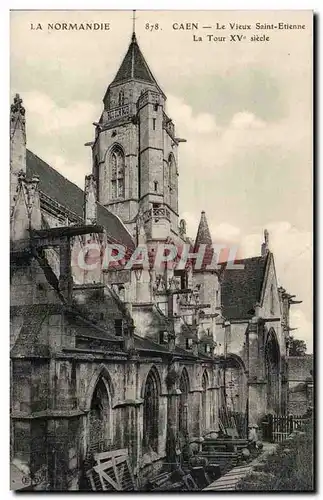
10,94 -> 26,213
84,174 -> 97,225
261,229 -> 270,257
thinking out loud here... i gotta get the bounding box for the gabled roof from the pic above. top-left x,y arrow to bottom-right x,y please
111,33 -> 159,86
221,255 -> 268,320
26,150 -> 135,250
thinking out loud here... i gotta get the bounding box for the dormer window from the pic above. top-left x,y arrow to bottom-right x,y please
186,338 -> 193,350
159,331 -> 168,345
114,319 -> 123,336
174,269 -> 188,290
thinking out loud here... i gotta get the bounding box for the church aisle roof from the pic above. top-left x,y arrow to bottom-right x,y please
111,33 -> 159,86
221,255 -> 268,320
26,150 -> 135,250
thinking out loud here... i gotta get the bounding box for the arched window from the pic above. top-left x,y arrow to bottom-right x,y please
168,153 -> 177,212
143,368 -> 160,453
110,146 -> 125,199
224,356 -> 246,415
89,378 -> 111,453
201,370 -> 209,434
118,90 -> 125,106
168,153 -> 175,193
178,368 -> 189,436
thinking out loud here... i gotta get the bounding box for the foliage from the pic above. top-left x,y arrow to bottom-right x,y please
288,336 -> 307,357
237,423 -> 314,491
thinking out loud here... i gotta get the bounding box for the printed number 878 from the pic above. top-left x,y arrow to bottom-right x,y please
145,23 -> 160,31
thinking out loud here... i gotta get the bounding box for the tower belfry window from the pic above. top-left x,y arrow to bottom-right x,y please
168,153 -> 176,193
153,118 -> 156,130
110,146 -> 125,199
119,91 -> 125,106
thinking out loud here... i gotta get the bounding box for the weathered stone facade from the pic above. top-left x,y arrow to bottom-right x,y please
10,32 -> 300,491
287,355 -> 313,415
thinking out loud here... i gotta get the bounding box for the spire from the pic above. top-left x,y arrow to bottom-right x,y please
195,211 -> 212,248
132,9 -> 136,39
111,28 -> 159,86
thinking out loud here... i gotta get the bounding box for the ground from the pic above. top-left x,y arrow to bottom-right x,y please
237,422 -> 314,491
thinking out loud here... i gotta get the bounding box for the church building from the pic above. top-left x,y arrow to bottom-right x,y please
10,29 -> 300,490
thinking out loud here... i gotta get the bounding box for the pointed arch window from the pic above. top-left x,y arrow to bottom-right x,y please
89,378 -> 111,453
143,368 -> 160,453
168,153 -> 175,193
110,146 -> 125,199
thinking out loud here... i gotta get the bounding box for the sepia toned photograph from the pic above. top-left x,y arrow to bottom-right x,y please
10,9 -> 313,491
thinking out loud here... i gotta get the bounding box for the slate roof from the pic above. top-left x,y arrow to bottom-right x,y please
134,335 -> 199,360
221,255 -> 268,320
26,150 -> 135,250
111,33 -> 158,86
287,355 -> 313,382
134,335 -> 170,354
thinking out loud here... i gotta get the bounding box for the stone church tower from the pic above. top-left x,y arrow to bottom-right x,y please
92,31 -> 180,242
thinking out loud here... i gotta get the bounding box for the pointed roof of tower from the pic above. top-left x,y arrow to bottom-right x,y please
111,32 -> 159,86
194,211 -> 213,248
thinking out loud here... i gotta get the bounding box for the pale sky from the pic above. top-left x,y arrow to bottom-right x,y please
10,10 -> 313,351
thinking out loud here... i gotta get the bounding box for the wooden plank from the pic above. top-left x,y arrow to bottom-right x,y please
98,469 -> 120,491
94,448 -> 128,463
90,450 -> 136,492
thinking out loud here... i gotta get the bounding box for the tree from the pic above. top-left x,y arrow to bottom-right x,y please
288,336 -> 307,356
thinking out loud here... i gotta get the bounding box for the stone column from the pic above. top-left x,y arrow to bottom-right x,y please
188,386 -> 204,453
247,318 -> 266,425
123,357 -> 143,474
207,362 -> 220,435
165,363 -> 180,469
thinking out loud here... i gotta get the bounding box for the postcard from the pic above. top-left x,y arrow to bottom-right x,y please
10,10 -> 313,491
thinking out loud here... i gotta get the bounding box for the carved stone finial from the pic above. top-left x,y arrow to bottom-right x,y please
84,174 -> 97,225
179,218 -> 186,237
264,229 -> 269,245
11,93 -> 26,122
261,229 -> 270,257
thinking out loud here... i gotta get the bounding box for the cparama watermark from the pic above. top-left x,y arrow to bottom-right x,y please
74,242 -> 245,272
